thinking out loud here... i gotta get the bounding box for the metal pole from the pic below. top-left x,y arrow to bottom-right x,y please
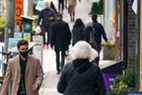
123,0 -> 128,69
7,0 -> 15,36
4,0 -> 15,52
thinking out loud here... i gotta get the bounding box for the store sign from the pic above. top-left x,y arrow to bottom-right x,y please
16,0 -> 23,25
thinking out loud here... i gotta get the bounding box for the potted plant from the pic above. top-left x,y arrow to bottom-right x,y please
108,69 -> 137,95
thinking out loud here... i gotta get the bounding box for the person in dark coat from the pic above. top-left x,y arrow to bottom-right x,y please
84,14 -> 108,65
50,1 -> 58,13
57,41 -> 106,95
37,1 -> 56,45
50,13 -> 71,74
72,18 -> 85,45
58,0 -> 65,14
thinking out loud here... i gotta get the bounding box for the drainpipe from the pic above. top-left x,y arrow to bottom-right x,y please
123,0 -> 128,69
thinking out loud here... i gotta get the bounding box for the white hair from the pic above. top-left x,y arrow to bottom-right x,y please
66,41 -> 98,63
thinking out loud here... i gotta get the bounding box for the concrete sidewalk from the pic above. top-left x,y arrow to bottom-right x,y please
39,48 -> 62,95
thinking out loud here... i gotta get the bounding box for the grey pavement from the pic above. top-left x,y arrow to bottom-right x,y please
39,48 -> 62,95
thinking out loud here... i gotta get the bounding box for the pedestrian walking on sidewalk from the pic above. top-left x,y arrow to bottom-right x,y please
57,41 -> 106,95
58,0 -> 65,14
37,1 -> 56,45
50,1 -> 58,14
0,40 -> 44,95
72,18 -> 85,45
68,0 -> 77,22
50,13 -> 71,74
84,14 -> 108,65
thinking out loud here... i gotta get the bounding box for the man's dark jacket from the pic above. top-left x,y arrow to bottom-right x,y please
72,25 -> 85,45
84,22 -> 108,45
50,19 -> 71,51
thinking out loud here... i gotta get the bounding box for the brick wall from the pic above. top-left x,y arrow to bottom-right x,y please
127,0 -> 138,69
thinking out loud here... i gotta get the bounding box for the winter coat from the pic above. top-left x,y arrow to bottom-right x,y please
37,8 -> 56,28
57,41 -> 106,95
84,22 -> 108,52
50,19 -> 71,51
84,22 -> 108,45
72,25 -> 85,45
0,55 -> 44,95
57,59 -> 106,95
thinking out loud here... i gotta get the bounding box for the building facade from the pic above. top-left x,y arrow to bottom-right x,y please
139,0 -> 142,91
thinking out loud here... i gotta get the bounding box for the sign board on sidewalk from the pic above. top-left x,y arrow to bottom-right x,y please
32,35 -> 43,64
8,37 -> 22,48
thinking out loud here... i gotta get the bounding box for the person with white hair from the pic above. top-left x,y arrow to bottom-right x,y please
57,41 -> 106,95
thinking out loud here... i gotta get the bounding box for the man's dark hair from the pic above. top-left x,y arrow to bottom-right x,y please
91,15 -> 98,22
17,40 -> 29,49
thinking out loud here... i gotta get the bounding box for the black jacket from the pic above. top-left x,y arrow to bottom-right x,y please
84,22 -> 108,44
72,25 -> 85,45
37,8 -> 56,28
57,59 -> 106,95
50,19 -> 71,51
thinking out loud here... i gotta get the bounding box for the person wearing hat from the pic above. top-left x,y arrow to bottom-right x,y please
57,41 -> 106,95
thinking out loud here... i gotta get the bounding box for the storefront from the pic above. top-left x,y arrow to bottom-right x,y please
103,0 -> 124,61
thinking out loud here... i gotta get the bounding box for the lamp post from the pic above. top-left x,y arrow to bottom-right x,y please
4,0 -> 15,53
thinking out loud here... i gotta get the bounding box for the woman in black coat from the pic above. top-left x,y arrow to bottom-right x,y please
72,18 -> 85,45
57,41 -> 106,95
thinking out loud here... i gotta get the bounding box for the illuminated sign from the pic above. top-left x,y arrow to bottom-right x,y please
16,0 -> 23,25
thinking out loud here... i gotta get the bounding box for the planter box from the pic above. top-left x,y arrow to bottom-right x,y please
103,45 -> 115,60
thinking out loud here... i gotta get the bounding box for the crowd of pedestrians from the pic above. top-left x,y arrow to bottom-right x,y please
36,1 -> 108,94
0,1 -> 109,95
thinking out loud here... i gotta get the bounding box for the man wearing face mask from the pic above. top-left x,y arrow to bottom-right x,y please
0,40 -> 44,95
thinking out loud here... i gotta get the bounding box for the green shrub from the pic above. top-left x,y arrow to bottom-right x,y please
108,69 -> 137,95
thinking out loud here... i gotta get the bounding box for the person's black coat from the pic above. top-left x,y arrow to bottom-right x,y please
57,59 -> 106,95
84,22 -> 108,44
72,25 -> 85,45
50,19 -> 71,51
